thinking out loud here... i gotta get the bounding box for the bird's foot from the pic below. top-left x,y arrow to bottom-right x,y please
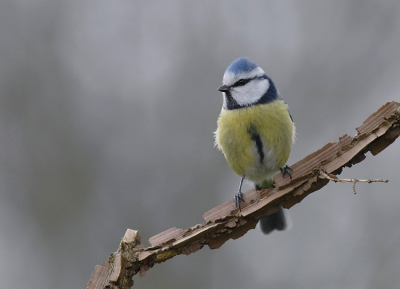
280,165 -> 293,179
234,191 -> 245,210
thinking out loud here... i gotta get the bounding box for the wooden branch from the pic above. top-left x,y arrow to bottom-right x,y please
87,101 -> 400,289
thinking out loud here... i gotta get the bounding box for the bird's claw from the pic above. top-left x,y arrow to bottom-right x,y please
280,165 -> 293,179
234,191 -> 245,210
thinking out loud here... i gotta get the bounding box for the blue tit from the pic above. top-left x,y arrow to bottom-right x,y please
214,57 -> 295,234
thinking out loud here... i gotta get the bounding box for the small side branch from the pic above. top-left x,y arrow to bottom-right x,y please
320,170 -> 388,194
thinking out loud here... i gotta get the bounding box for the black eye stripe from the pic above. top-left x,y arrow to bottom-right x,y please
233,78 -> 251,87
232,75 -> 267,88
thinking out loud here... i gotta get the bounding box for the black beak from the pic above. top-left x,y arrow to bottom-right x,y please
218,85 -> 230,92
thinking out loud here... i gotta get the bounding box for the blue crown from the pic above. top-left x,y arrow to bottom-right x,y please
226,57 -> 258,74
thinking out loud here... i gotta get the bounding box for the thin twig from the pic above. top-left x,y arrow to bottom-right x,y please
320,170 -> 388,194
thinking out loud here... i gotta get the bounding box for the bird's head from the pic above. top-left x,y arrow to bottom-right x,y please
218,57 -> 278,110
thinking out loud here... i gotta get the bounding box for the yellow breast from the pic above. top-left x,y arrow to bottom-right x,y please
215,99 -> 295,182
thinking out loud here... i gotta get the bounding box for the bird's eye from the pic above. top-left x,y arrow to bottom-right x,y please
235,79 -> 249,87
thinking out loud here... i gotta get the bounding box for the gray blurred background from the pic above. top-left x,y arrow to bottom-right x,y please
1,1 -> 400,288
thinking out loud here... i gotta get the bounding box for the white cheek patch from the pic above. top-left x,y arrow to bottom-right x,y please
231,79 -> 270,106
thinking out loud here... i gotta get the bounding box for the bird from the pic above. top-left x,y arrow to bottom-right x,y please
214,57 -> 295,234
